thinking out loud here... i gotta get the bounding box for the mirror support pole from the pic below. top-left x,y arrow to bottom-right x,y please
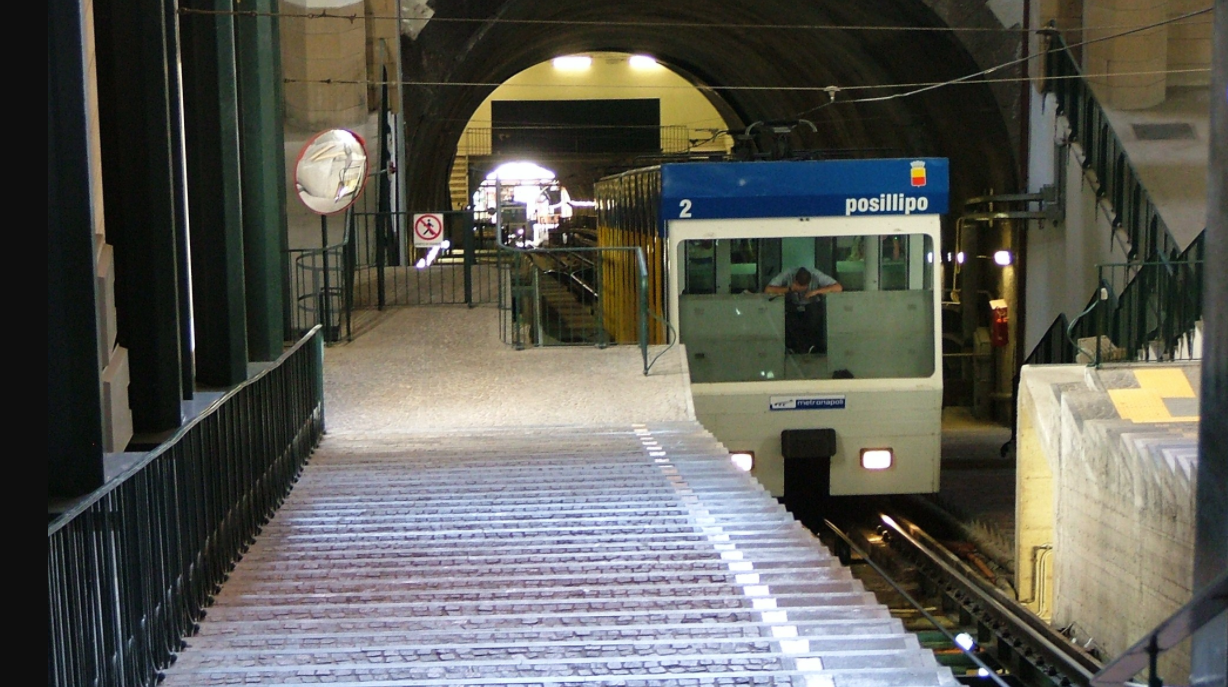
236,0 -> 287,361
181,0 -> 249,387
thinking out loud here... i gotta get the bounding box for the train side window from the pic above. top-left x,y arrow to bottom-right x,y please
683,240 -> 716,294
835,236 -> 866,291
729,239 -> 759,293
881,235 -> 908,290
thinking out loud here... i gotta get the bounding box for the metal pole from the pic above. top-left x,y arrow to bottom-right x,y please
1193,2 -> 1228,684
320,214 -> 331,341
638,249 -> 649,374
595,249 -> 607,349
464,211 -> 474,306
533,266 -> 543,346
1147,635 -> 1162,687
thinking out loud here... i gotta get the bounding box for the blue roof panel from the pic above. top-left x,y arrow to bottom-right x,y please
659,158 -> 949,220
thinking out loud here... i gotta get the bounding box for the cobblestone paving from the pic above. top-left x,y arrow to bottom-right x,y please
161,423 -> 958,686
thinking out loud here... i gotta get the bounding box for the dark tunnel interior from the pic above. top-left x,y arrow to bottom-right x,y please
398,0 -> 1024,217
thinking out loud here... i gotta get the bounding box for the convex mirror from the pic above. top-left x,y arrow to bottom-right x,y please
294,129 -> 369,215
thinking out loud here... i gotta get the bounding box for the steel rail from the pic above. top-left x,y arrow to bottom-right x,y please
877,511 -> 1101,686
822,519 -> 1011,687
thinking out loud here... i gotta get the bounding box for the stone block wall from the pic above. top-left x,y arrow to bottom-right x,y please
1017,364 -> 1199,680
281,0 -> 369,131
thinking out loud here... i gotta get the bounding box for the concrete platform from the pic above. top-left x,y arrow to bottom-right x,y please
322,304 -> 694,433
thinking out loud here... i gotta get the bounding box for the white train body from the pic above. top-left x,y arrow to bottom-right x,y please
598,158 -> 948,498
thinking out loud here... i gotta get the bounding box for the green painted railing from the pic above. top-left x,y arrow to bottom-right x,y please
1022,31 -> 1206,368
48,328 -> 325,687
1044,30 -> 1182,263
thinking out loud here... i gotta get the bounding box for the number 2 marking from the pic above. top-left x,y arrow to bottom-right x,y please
678,199 -> 693,218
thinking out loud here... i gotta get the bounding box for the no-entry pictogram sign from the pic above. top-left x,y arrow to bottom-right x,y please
413,213 -> 444,246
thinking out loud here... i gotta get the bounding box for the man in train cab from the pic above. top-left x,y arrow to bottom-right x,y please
764,266 -> 843,354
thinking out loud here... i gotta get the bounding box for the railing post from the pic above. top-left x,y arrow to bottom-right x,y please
314,326 -> 325,431
375,209 -> 387,309
464,210 -> 475,307
595,250 -> 607,349
532,266 -> 543,346
1146,635 -> 1162,687
638,248 -> 649,375
344,210 -> 356,342
320,215 -> 333,343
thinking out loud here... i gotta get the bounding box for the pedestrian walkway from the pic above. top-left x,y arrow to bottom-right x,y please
158,305 -> 959,685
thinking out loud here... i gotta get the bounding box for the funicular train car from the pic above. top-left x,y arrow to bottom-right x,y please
596,158 -> 948,499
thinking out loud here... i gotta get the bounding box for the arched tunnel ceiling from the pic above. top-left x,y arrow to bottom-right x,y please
400,0 -> 1023,214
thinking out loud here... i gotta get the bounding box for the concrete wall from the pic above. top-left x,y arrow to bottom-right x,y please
281,0 -> 369,130
1166,0 -> 1215,87
1023,90 -> 1131,353
458,53 -> 734,159
1017,363 -> 1199,681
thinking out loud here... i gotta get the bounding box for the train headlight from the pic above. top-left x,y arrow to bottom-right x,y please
730,452 -> 754,472
860,448 -> 893,470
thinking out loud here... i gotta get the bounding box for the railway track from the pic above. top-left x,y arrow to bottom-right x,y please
818,503 -> 1101,687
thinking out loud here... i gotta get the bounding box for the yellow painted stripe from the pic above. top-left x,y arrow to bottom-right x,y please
1133,368 -> 1196,398
1108,388 -> 1198,423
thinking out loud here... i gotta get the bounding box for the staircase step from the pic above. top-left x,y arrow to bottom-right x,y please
161,422 -> 958,687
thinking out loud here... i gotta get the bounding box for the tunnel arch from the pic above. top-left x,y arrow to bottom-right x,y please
400,1 -> 1022,215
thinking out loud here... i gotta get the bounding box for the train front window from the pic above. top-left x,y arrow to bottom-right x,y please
677,234 -> 936,383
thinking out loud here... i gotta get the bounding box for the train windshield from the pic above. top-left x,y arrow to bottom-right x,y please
677,234 -> 936,383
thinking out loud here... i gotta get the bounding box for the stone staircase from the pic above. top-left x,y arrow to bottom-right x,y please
161,422 -> 957,686
450,152 -> 470,211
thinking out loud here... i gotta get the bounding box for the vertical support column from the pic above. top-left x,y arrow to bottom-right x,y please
165,0 -> 197,398
236,0 -> 288,361
49,0 -> 105,495
1192,2 -> 1226,684
181,0 -> 248,386
1084,0 -> 1168,108
94,0 -> 185,434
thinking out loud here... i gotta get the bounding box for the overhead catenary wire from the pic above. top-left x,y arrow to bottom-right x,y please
176,5 -> 1212,37
233,3 -> 1212,136
283,66 -> 1213,92
810,6 -> 1211,111
271,6 -> 1211,105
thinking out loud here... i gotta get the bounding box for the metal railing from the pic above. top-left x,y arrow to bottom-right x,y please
348,207 -> 503,308
1091,570 -> 1227,687
497,243 -> 654,375
1026,313 -> 1076,366
1044,29 -> 1180,263
288,213 -> 355,344
1019,31 -> 1206,369
1066,237 -> 1203,366
48,327 -> 326,687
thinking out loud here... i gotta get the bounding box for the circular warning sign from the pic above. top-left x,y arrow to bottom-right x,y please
413,213 -> 444,246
